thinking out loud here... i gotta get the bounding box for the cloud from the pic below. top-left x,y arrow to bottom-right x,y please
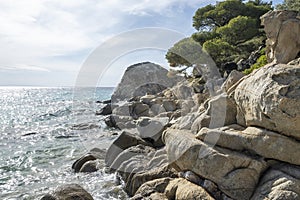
0,0 -> 215,86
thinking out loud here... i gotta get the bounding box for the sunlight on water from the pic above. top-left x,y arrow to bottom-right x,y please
0,87 -> 127,199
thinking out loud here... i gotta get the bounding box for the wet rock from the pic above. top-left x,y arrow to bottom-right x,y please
72,148 -> 106,173
40,184 -> 94,200
96,103 -> 112,115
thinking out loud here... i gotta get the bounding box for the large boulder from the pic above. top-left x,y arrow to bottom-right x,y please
261,10 -> 300,64
111,62 -> 182,101
40,184 -> 93,200
251,163 -> 300,200
234,64 -> 300,140
196,126 -> 300,166
162,128 -> 268,200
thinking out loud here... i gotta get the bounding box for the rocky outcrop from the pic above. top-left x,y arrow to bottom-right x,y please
162,128 -> 268,200
261,10 -> 300,64
111,62 -> 182,101
196,126 -> 300,166
234,63 -> 300,140
40,184 -> 93,200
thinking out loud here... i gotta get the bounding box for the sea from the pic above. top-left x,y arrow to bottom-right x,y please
0,87 -> 128,200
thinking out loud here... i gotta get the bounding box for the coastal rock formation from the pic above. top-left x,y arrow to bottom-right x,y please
261,10 -> 300,64
111,62 -> 182,101
234,63 -> 300,139
40,184 -> 93,200
162,128 -> 268,200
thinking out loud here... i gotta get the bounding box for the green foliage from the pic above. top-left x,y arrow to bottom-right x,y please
277,0 -> 300,12
217,16 -> 259,45
166,0 -> 272,75
243,54 -> 267,74
203,39 -> 237,66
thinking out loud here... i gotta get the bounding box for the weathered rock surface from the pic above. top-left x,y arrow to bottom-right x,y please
221,70 -> 244,93
261,10 -> 300,64
132,83 -> 167,97
234,64 -> 300,140
132,177 -> 214,200
96,103 -> 112,115
251,163 -> 300,200
40,184 -> 93,200
196,126 -> 300,166
163,128 -> 268,200
111,62 -> 182,101
191,94 -> 237,133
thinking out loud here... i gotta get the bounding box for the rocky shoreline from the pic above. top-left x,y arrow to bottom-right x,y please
41,10 -> 300,200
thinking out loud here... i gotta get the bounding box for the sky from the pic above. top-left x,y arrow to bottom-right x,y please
0,0 -> 283,87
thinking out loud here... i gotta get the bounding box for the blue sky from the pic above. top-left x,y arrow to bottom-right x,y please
0,0 -> 283,87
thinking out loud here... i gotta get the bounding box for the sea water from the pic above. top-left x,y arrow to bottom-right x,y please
0,87 -> 128,200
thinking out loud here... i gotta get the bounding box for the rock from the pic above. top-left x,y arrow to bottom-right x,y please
162,100 -> 177,112
251,163 -> 300,200
288,58 -> 300,65
171,112 -> 200,130
221,70 -> 244,93
234,64 -> 300,140
111,62 -> 182,101
79,160 -> 100,173
196,126 -> 300,165
126,164 -> 176,196
132,83 -> 167,97
182,170 -> 203,185
165,178 -> 215,200
162,128 -> 268,200
112,102 -> 149,119
133,177 -> 214,200
136,117 -> 169,147
40,184 -> 94,200
72,148 -> 106,173
105,131 -> 151,168
140,94 -> 156,105
261,10 -> 300,64
132,103 -> 149,118
191,94 -> 237,133
104,115 -> 136,129
96,103 -> 112,115
131,177 -> 172,200
170,81 -> 194,99
150,104 -> 165,116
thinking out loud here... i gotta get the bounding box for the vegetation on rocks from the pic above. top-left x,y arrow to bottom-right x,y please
166,0 -> 272,75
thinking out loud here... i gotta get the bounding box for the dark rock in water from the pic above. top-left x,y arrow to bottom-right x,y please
104,115 -> 117,128
40,184 -> 94,200
105,131 -> 151,168
96,103 -> 112,115
72,148 -> 106,173
132,83 -> 167,97
79,160 -> 99,173
22,132 -> 38,137
95,99 -> 111,104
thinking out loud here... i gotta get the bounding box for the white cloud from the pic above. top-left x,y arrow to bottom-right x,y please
0,0 -> 215,86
